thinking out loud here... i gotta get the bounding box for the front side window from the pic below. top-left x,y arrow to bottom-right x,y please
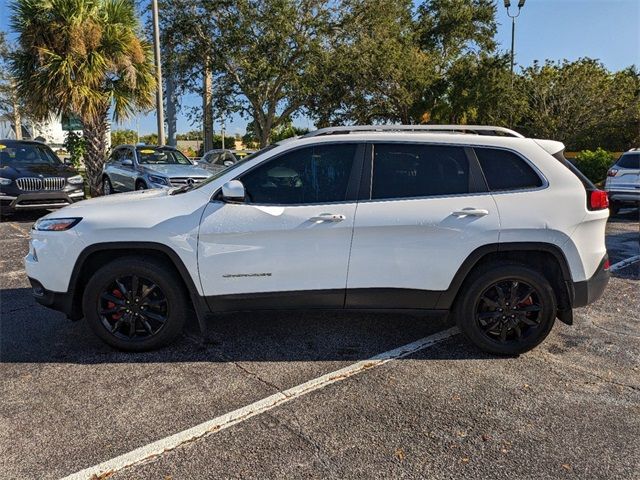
240,143 -> 358,205
371,143 -> 470,200
475,148 -> 543,191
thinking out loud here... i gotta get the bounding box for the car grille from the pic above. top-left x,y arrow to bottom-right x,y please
169,177 -> 207,187
16,177 -> 66,191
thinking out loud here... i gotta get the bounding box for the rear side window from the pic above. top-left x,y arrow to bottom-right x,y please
475,148 -> 543,191
617,153 -> 640,169
371,144 -> 470,199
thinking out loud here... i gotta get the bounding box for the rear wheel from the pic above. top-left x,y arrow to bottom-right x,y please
135,180 -> 147,191
83,257 -> 187,351
453,263 -> 556,355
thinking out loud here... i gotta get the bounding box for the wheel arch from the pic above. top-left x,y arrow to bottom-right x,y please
437,242 -> 574,323
67,242 -> 208,328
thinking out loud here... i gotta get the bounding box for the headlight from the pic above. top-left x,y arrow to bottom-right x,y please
0,177 -> 12,185
33,217 -> 82,231
67,175 -> 84,185
148,175 -> 169,186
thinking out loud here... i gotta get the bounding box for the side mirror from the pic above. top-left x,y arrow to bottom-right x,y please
122,158 -> 133,167
223,160 -> 234,167
221,180 -> 245,203
63,158 -> 72,165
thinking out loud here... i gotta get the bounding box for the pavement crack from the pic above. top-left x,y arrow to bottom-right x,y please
267,411 -> 339,477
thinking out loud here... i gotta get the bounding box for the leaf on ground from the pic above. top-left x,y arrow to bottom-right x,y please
394,448 -> 405,461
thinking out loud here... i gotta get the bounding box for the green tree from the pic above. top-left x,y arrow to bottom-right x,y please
10,0 -> 156,195
111,129 -> 138,146
574,148 -> 615,184
63,131 -> 86,168
518,59 -> 639,151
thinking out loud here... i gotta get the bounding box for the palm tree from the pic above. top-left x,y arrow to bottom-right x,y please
10,0 -> 156,195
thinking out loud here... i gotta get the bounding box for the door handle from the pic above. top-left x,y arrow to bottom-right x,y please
452,208 -> 489,217
310,213 -> 346,222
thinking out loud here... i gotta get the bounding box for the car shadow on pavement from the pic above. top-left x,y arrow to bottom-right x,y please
0,287 -> 493,364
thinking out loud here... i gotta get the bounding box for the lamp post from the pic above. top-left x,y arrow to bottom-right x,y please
504,0 -> 526,80
151,0 -> 165,146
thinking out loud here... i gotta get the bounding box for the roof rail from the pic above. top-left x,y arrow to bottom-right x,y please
302,125 -> 524,139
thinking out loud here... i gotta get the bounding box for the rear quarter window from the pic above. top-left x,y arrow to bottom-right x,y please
475,148 -> 543,191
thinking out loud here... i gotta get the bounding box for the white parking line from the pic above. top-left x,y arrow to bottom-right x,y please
61,327 -> 459,480
609,254 -> 640,272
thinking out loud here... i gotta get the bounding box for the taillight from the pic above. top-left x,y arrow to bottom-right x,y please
589,190 -> 609,210
607,168 -> 618,177
603,258 -> 610,271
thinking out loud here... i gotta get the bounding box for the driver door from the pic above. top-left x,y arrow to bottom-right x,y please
197,143 -> 364,311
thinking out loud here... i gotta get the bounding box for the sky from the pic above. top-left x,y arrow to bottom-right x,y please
1,0 -> 638,136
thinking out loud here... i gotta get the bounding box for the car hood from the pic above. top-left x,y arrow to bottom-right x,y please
143,164 -> 212,178
60,188 -> 169,210
0,163 -> 77,179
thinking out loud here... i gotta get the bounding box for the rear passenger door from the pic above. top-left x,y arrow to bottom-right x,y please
345,142 -> 500,308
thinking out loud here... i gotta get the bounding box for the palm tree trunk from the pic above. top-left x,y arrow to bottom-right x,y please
11,80 -> 22,140
83,106 -> 110,197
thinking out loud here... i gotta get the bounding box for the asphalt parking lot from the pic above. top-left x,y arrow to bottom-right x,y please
1,209 -> 639,480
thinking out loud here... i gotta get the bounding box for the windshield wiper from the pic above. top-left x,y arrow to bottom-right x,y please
169,184 -> 195,195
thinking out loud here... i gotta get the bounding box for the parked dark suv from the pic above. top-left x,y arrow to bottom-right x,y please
0,140 -> 85,215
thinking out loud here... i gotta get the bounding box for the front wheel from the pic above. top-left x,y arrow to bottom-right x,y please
453,264 -> 556,355
83,257 -> 188,351
102,176 -> 113,195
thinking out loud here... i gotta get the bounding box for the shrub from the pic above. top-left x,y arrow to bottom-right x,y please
574,148 -> 615,184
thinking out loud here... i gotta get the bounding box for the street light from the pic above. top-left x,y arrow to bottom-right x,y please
504,0 -> 526,79
151,0 -> 165,146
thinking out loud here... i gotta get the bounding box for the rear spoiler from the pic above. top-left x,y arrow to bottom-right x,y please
534,139 -> 565,156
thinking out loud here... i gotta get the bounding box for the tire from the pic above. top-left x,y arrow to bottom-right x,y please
453,263 -> 556,356
609,201 -> 620,216
102,176 -> 113,195
135,181 -> 147,191
83,257 -> 188,351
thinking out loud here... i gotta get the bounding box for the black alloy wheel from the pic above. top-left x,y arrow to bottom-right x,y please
99,275 -> 168,340
475,280 -> 543,344
84,257 -> 187,351
454,263 -> 556,355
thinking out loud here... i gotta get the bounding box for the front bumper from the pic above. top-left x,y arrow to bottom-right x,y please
1,190 -> 85,212
28,277 -> 79,319
572,255 -> 610,308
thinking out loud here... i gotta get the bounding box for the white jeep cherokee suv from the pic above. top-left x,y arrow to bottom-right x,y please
25,125 -> 610,355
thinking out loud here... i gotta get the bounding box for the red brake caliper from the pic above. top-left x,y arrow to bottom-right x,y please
109,289 -> 124,320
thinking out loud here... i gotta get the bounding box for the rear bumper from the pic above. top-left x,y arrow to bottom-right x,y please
0,191 -> 85,212
606,190 -> 640,203
572,255 -> 610,308
28,277 -> 79,320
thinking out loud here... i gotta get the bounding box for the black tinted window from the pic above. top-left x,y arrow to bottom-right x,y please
241,143 -> 357,204
475,148 -> 542,191
371,144 -> 469,199
617,153 -> 640,169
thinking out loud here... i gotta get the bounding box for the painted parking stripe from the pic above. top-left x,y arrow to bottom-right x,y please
61,327 -> 459,480
609,254 -> 640,273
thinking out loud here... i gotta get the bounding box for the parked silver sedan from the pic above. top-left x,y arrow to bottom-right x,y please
102,145 -> 212,194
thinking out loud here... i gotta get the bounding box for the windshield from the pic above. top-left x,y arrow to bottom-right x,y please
616,153 -> 640,169
137,147 -> 192,165
190,144 -> 278,191
0,143 -> 62,167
